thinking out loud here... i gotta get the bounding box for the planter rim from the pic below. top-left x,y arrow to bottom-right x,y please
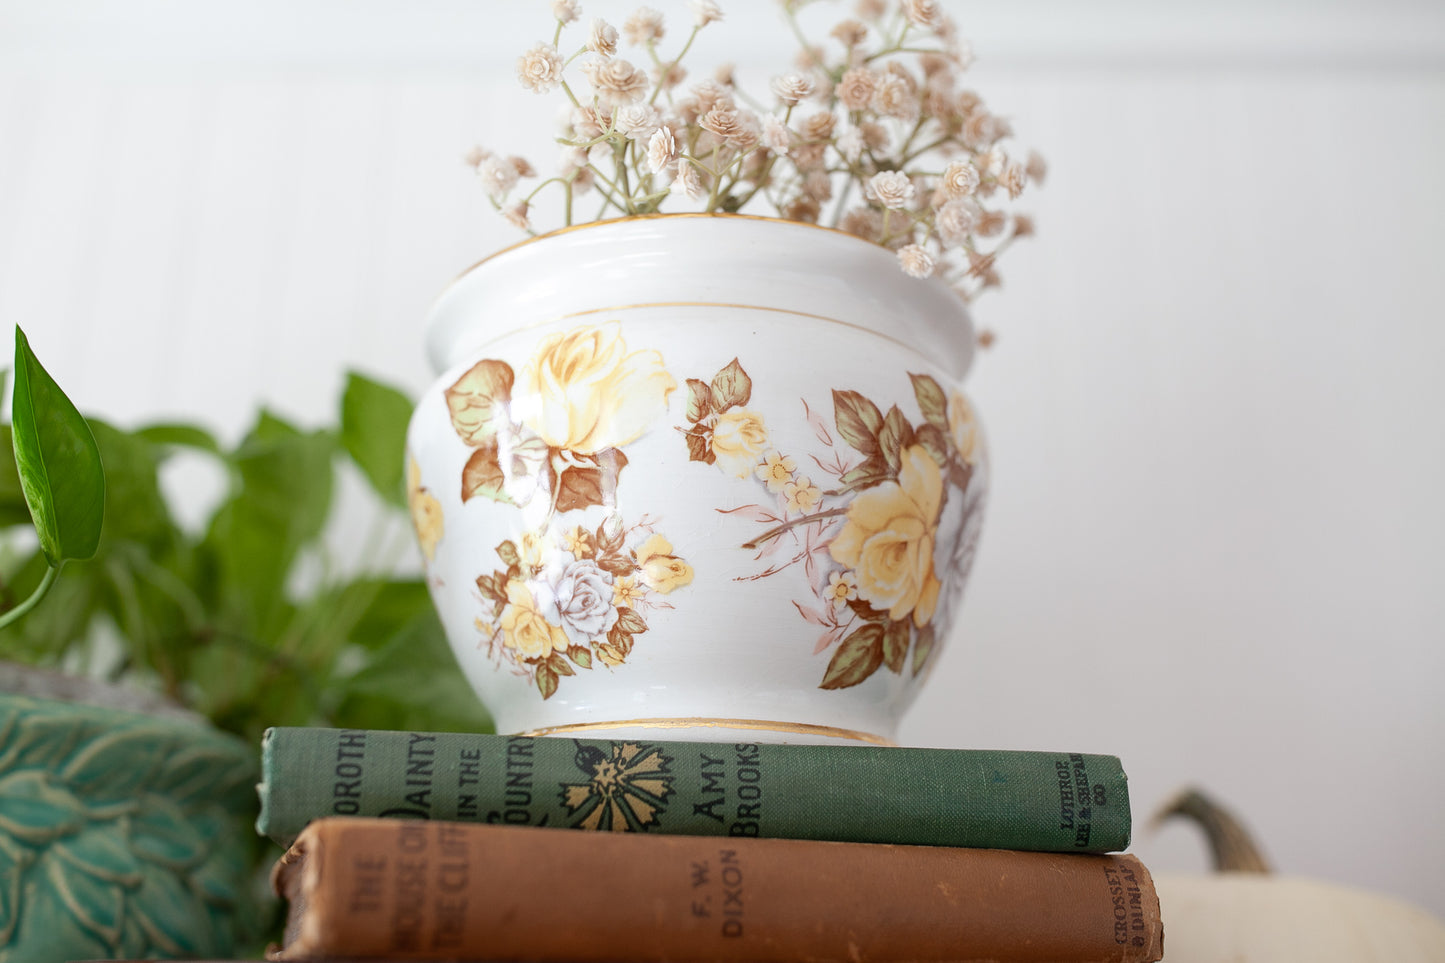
443,213 -> 888,292
425,213 -> 976,379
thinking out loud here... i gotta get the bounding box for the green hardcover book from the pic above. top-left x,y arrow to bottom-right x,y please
256,727 -> 1130,853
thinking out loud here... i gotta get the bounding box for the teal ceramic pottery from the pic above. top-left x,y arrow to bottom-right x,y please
0,693 -> 259,961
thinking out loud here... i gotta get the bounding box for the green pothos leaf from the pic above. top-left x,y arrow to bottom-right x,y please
341,371 -> 415,509
10,326 -> 105,564
820,623 -> 885,690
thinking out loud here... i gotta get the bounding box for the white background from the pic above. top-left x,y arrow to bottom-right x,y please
2,0 -> 1442,917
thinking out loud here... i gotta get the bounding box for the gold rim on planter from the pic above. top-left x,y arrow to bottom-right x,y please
515,716 -> 898,746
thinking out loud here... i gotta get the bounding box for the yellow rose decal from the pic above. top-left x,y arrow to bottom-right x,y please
828,445 -> 943,626
500,581 -> 568,660
711,408 -> 769,478
406,455 -> 444,562
948,391 -> 982,466
636,534 -> 694,594
515,322 -> 676,454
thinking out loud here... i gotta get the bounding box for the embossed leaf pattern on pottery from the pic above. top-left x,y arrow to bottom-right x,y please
0,696 -> 258,962
681,359 -> 984,690
438,322 -> 693,700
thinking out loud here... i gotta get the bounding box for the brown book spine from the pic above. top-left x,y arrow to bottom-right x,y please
269,818 -> 1163,963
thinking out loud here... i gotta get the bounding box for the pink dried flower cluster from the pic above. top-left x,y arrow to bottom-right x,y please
470,0 -> 1041,302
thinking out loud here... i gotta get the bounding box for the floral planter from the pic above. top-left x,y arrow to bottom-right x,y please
0,687 -> 259,961
407,215 -> 987,745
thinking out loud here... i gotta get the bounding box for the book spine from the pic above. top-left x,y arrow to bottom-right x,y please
257,727 -> 1130,853
270,818 -> 1164,963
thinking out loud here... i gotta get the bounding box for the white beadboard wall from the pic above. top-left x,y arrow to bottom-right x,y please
3,1 -> 1444,917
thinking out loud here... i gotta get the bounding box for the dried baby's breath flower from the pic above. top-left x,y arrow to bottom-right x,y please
897,244 -> 935,278
831,19 -> 868,47
503,200 -> 531,231
587,18 -> 619,57
797,44 -> 832,70
517,43 -> 565,93
762,114 -> 793,155
784,195 -> 821,223
1026,150 -> 1048,185
941,160 -> 979,198
462,145 -> 490,168
477,156 -> 520,198
840,206 -> 883,241
770,73 -> 815,107
871,74 -> 918,121
834,124 -> 864,162
859,120 -> 890,152
935,198 -> 977,243
855,0 -> 886,21
975,209 -> 1007,238
691,0 -> 724,28
902,0 -> 943,29
624,7 -> 665,46
481,3 -> 1038,300
700,106 -> 747,143
614,103 -> 662,140
653,61 -> 687,89
803,170 -> 833,201
790,141 -> 827,171
508,156 -> 536,178
1000,159 -> 1027,199
865,170 -> 913,210
836,66 -> 877,110
918,52 -> 952,79
977,329 -> 997,348
586,58 -> 649,106
570,105 -> 608,139
646,126 -> 678,172
800,111 -> 837,141
671,163 -> 704,199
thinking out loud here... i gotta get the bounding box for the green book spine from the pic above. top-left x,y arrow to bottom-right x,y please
256,727 -> 1130,853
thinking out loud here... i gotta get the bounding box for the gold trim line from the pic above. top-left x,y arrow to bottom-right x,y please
514,717 -> 897,746
446,212 -> 873,288
457,299 -> 938,366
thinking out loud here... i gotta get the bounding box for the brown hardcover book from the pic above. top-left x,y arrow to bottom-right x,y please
268,817 -> 1164,963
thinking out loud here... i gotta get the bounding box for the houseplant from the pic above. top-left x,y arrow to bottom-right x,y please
406,0 -> 1040,744
0,330 -> 490,959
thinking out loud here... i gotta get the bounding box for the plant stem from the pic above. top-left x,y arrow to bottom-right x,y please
742,507 -> 848,550
0,563 -> 60,630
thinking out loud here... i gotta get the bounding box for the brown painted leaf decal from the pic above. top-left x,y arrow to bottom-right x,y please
710,358 -> 752,411
914,423 -> 949,468
536,662 -> 559,700
832,389 -> 883,457
909,372 -> 949,433
445,358 -> 515,446
820,623 -> 885,689
683,427 -> 715,464
460,441 -> 516,505
912,623 -> 936,677
615,607 -> 648,634
882,620 -> 910,674
566,645 -> 593,669
878,405 -> 915,471
554,448 -> 628,514
685,379 -> 713,423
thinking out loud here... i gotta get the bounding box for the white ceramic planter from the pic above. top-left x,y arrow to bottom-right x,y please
407,215 -> 987,745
